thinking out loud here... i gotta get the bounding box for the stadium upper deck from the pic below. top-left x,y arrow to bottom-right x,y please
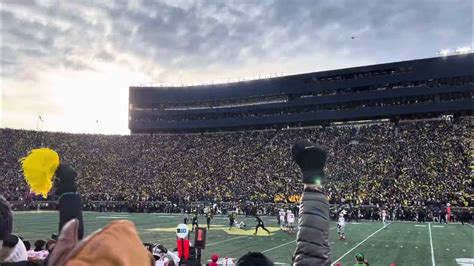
129,53 -> 474,133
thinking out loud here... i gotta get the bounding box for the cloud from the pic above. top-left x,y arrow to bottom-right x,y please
1,0 -> 472,132
2,0 -> 472,80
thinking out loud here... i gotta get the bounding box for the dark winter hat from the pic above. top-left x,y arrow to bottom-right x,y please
0,195 -> 13,241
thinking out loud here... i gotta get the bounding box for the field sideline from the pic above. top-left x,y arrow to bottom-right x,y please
13,211 -> 473,265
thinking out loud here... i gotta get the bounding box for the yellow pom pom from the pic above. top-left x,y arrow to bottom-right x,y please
19,148 -> 60,198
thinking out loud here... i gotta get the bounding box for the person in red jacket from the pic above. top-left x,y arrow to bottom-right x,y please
208,254 -> 219,266
446,203 -> 452,223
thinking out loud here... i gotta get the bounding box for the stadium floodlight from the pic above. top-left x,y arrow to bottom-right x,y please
438,49 -> 451,56
455,47 -> 471,54
438,47 -> 472,56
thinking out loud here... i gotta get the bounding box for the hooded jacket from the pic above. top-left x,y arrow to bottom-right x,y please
0,235 -> 28,265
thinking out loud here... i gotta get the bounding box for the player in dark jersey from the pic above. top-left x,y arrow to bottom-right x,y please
254,215 -> 270,235
228,212 -> 236,230
206,210 -> 213,230
191,210 -> 199,232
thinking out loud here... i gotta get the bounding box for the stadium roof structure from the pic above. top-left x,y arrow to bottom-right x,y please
129,53 -> 474,133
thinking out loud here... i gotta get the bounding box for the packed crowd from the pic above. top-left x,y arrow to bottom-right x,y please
1,140 -> 331,266
1,117 -> 472,209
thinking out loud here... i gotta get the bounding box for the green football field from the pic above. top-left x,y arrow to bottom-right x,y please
12,211 -> 473,265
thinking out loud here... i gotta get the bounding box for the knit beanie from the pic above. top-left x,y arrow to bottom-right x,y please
0,196 -> 13,241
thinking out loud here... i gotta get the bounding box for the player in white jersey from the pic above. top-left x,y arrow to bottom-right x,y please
279,209 -> 286,230
381,209 -> 388,228
286,210 -> 295,234
337,212 -> 346,240
234,220 -> 247,229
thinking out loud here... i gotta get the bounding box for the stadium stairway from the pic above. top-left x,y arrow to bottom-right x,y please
469,117 -> 474,178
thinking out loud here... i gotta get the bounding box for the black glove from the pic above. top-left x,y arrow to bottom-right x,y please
55,164 -> 77,195
291,140 -> 327,185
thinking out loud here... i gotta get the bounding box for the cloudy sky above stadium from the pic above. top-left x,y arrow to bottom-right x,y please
1,0 -> 472,134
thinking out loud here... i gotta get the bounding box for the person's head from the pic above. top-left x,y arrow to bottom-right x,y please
152,243 -> 167,261
24,240 -> 31,251
211,253 -> 219,262
237,252 -> 274,266
0,195 -> 13,241
46,239 -> 56,251
34,239 -> 46,251
355,252 -> 365,263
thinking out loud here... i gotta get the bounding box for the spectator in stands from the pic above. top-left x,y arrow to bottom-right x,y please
0,117 -> 472,216
32,240 -> 49,261
0,195 -> 28,264
23,241 -> 33,258
208,253 -> 219,266
237,252 -> 273,266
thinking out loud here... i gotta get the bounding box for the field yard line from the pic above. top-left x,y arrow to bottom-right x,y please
262,226 -> 337,254
262,240 -> 296,253
428,223 -> 436,266
331,222 -> 391,266
207,236 -> 247,246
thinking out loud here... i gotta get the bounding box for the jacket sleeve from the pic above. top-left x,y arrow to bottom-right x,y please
293,189 -> 331,266
58,193 -> 84,240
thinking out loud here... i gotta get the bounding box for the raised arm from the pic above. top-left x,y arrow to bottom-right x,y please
292,140 -> 331,265
55,164 -> 84,240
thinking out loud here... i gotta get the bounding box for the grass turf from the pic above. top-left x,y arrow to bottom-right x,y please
13,211 -> 473,265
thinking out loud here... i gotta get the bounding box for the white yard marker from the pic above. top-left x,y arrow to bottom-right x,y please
331,223 -> 391,266
455,258 -> 474,265
263,226 -> 336,254
433,225 -> 445,228
207,236 -> 246,246
429,223 -> 436,266
415,225 -> 427,227
262,240 -> 295,253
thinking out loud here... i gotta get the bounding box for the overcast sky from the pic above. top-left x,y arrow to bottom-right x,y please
1,0 -> 472,134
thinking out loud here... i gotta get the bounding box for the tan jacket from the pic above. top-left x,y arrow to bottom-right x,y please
48,219 -> 154,266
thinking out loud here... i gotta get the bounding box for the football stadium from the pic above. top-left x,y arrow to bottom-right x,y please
2,53 -> 473,265
1,1 -> 474,266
